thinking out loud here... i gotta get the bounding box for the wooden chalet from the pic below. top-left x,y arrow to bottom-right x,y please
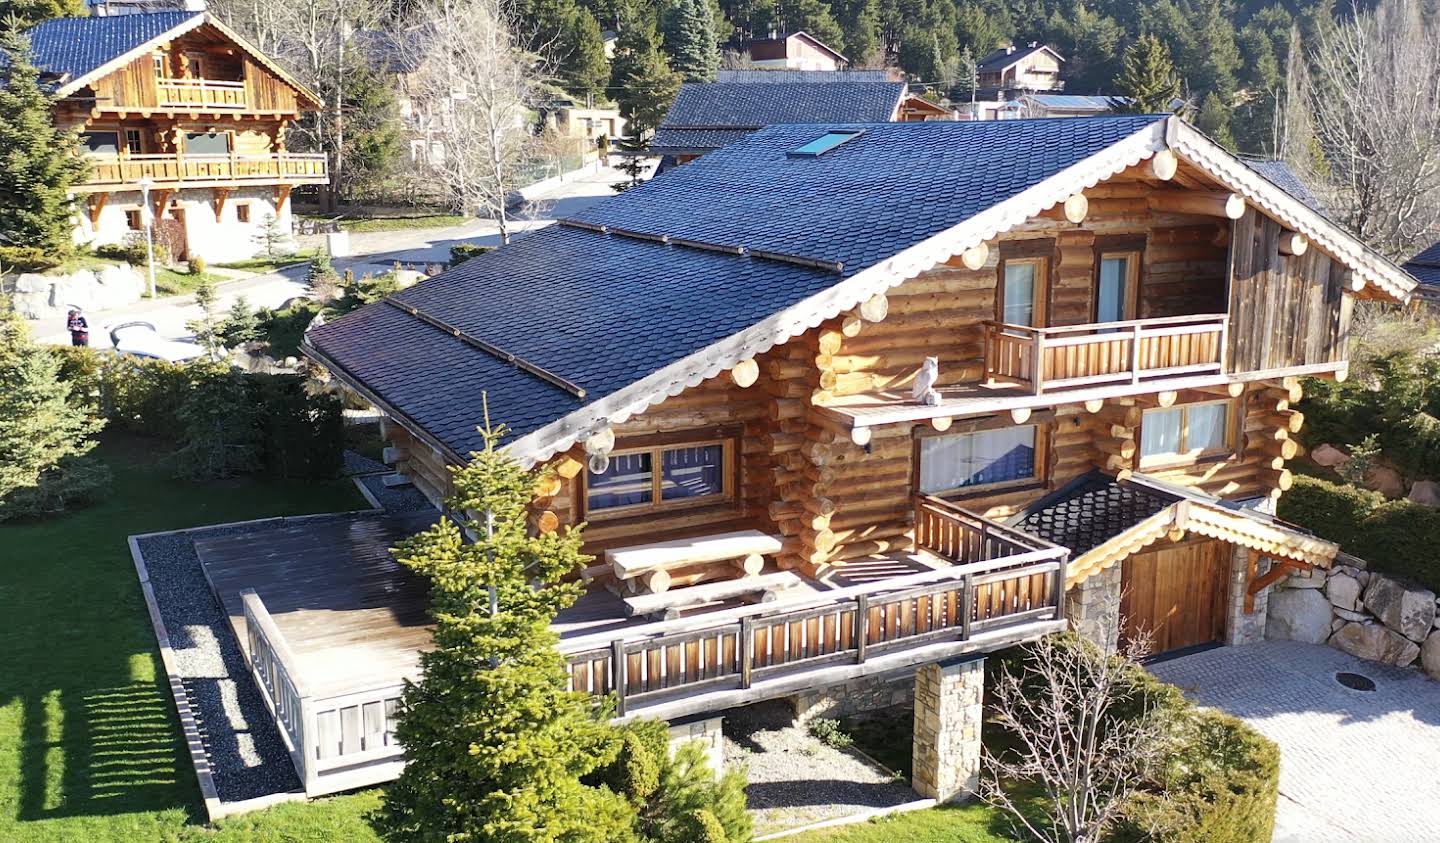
204,114 -> 1415,798
25,11 -> 326,262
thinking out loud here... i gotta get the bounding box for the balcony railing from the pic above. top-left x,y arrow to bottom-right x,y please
562,500 -> 1067,717
983,313 -> 1228,395
157,78 -> 247,109
81,152 -> 329,189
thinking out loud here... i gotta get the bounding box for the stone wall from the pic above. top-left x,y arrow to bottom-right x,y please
667,715 -> 725,775
10,264 -> 146,319
1226,547 -> 1270,646
911,657 -> 984,803
789,667 -> 915,723
1266,556 -> 1440,680
1066,565 -> 1122,653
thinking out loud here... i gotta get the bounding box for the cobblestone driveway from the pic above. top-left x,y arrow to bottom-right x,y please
1150,640 -> 1440,843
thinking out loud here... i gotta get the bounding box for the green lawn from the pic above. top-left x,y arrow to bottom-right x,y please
299,213 -> 470,233
152,267 -> 220,296
213,250 -> 318,275
0,433 -> 382,842
789,803 -> 1023,843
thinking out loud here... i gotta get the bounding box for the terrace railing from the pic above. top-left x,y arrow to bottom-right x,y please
983,313 -> 1228,395
80,152 -> 329,189
157,78 -> 247,109
561,510 -> 1068,717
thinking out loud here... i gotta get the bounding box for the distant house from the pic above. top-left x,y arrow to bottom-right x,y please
996,94 -> 1120,120
1403,241 -> 1440,302
958,42 -> 1067,120
744,31 -> 847,71
649,70 -> 910,163
23,11 -> 326,263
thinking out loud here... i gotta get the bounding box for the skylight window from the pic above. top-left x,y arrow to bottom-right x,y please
789,129 -> 864,158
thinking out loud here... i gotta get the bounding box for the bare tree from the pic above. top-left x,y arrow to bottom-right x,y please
981,634 -> 1169,843
1306,0 -> 1440,259
401,0 -> 546,244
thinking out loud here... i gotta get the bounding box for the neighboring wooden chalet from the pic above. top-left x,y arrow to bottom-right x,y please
744,31 -> 848,71
976,42 -> 1065,93
25,11 -> 325,262
649,70 -> 928,164
220,114 -> 1414,798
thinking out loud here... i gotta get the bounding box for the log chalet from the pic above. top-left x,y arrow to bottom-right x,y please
221,114 -> 1415,798
24,11 -> 326,263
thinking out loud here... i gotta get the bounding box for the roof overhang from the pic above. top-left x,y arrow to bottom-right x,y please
53,12 -> 321,109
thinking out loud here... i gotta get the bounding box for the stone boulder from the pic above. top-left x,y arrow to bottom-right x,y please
1423,632 -> 1440,681
1410,480 -> 1440,508
1363,575 -> 1437,642
1332,621 -> 1420,666
1327,573 -> 1362,612
1266,588 -> 1335,644
1311,443 -> 1350,468
7,264 -> 146,319
1364,465 -> 1406,498
1284,568 -> 1326,589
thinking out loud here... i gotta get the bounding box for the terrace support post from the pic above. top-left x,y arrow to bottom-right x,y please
612,639 -> 628,716
911,656 -> 985,803
1226,546 -> 1269,645
1064,565 -> 1122,655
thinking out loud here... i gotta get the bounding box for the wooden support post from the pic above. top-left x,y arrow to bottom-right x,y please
1148,190 -> 1246,219
213,186 -> 232,222
1278,231 -> 1308,256
855,595 -> 869,662
740,618 -> 755,688
88,192 -> 108,226
611,639 -> 627,716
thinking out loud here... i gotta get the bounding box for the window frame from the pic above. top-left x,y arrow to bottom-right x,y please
1092,235 -> 1145,324
235,202 -> 251,223
124,129 -> 144,155
1137,399 -> 1239,469
912,421 -> 1049,499
581,430 -> 739,521
125,209 -> 143,230
995,239 -> 1054,329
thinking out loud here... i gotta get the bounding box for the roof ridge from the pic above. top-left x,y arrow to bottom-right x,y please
557,218 -> 844,272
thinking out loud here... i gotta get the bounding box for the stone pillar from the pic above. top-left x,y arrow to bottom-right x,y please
911,657 -> 984,803
1227,546 -> 1270,646
667,715 -> 725,775
1065,565 -> 1122,654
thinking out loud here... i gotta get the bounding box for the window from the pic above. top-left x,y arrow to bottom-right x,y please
789,129 -> 864,158
1095,253 -> 1136,323
1140,401 -> 1234,465
1001,259 -> 1042,326
585,439 -> 733,517
186,54 -> 204,78
235,203 -> 251,223
153,54 -> 167,77
124,129 -> 143,154
79,131 -> 120,154
918,425 -> 1040,495
184,131 -> 230,155
125,209 -> 143,230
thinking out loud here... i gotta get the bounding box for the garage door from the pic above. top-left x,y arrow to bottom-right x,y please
1120,539 -> 1230,654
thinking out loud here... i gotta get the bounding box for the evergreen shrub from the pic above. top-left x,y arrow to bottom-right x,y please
1277,475 -> 1440,592
0,454 -> 112,522
0,245 -> 55,271
447,242 -> 493,268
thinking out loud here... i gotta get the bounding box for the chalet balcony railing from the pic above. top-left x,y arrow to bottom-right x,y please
983,313 -> 1228,395
80,152 -> 329,189
562,507 -> 1067,716
156,78 -> 247,109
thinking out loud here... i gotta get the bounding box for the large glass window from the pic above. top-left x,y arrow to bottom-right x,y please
1002,259 -> 1041,326
80,131 -> 120,154
1096,254 -> 1134,323
184,131 -> 231,154
919,425 -> 1039,495
586,439 -> 731,516
1140,402 -> 1233,464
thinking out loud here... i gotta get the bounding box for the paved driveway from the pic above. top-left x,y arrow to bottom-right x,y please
1150,640 -> 1440,842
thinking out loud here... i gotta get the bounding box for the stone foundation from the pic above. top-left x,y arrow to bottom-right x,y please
789,668 -> 914,723
1066,565 -> 1121,654
911,657 -> 984,803
667,715 -> 725,775
1226,547 -> 1270,646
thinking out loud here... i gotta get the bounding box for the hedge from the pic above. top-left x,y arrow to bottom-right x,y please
1278,474 -> 1440,592
994,635 -> 1280,843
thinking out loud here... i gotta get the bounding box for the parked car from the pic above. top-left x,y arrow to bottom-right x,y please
108,321 -> 206,362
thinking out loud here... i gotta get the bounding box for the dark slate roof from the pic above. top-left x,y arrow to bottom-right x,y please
1009,472 -> 1179,555
977,44 -> 1057,72
1244,159 -> 1327,215
650,75 -> 906,154
1403,240 -> 1440,295
23,12 -> 200,84
307,115 -> 1167,457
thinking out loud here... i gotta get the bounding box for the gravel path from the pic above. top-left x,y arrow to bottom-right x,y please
723,701 -> 916,835
138,526 -> 305,802
357,472 -> 434,513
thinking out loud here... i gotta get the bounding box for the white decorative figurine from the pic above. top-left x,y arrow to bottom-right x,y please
912,356 -> 941,406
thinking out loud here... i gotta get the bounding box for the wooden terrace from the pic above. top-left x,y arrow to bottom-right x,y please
197,500 -> 1068,796
76,151 -> 329,192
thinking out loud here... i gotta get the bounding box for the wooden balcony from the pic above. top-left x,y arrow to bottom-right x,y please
156,78 -> 247,109
983,314 -> 1228,395
561,496 -> 1067,720
77,152 -> 329,192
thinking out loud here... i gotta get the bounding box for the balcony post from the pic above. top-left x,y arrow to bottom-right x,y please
1218,315 -> 1230,375
611,639 -> 627,716
740,617 -> 754,688
1130,322 -> 1143,384
855,595 -> 869,663
1031,331 -> 1045,395
1051,554 -> 1068,621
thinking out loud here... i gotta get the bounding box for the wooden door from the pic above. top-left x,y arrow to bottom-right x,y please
1120,539 -> 1229,654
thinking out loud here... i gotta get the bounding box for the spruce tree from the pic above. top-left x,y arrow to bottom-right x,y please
1196,90 -> 1237,150
0,29 -> 87,257
1111,34 -> 1181,114
612,1 -> 682,139
0,305 -> 104,507
662,0 -> 719,82
561,5 -> 612,101
377,415 -> 635,843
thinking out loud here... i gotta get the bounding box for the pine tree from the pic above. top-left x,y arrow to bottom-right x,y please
304,250 -> 341,301
561,5 -> 612,101
0,0 -> 85,30
220,295 -> 263,349
317,47 -> 405,202
0,29 -> 87,256
1111,34 -> 1181,114
188,281 -> 226,359
251,213 -> 288,257
377,414 -> 635,843
758,0 -> 844,55
0,305 -> 104,507
663,0 -> 719,82
1196,90 -> 1237,149
831,0 -> 879,66
612,1 -> 682,139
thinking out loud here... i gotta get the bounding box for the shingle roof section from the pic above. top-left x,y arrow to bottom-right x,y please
651,76 -> 906,154
308,116 -> 1165,458
1010,473 -> 1179,555
23,12 -> 200,84
1403,240 -> 1440,296
1244,159 -> 1327,215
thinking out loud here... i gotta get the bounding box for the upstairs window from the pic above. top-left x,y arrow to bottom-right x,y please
585,437 -> 734,518
789,129 -> 863,158
80,131 -> 120,154
1140,401 -> 1234,466
124,129 -> 143,154
918,425 -> 1041,496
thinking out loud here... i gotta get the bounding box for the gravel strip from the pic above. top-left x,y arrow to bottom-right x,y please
357,473 -> 435,513
722,701 -> 915,834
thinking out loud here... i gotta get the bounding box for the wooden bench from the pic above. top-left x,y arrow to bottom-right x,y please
605,530 -> 785,594
623,571 -> 803,619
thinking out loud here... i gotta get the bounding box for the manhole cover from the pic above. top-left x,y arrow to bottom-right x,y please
1336,672 -> 1376,692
